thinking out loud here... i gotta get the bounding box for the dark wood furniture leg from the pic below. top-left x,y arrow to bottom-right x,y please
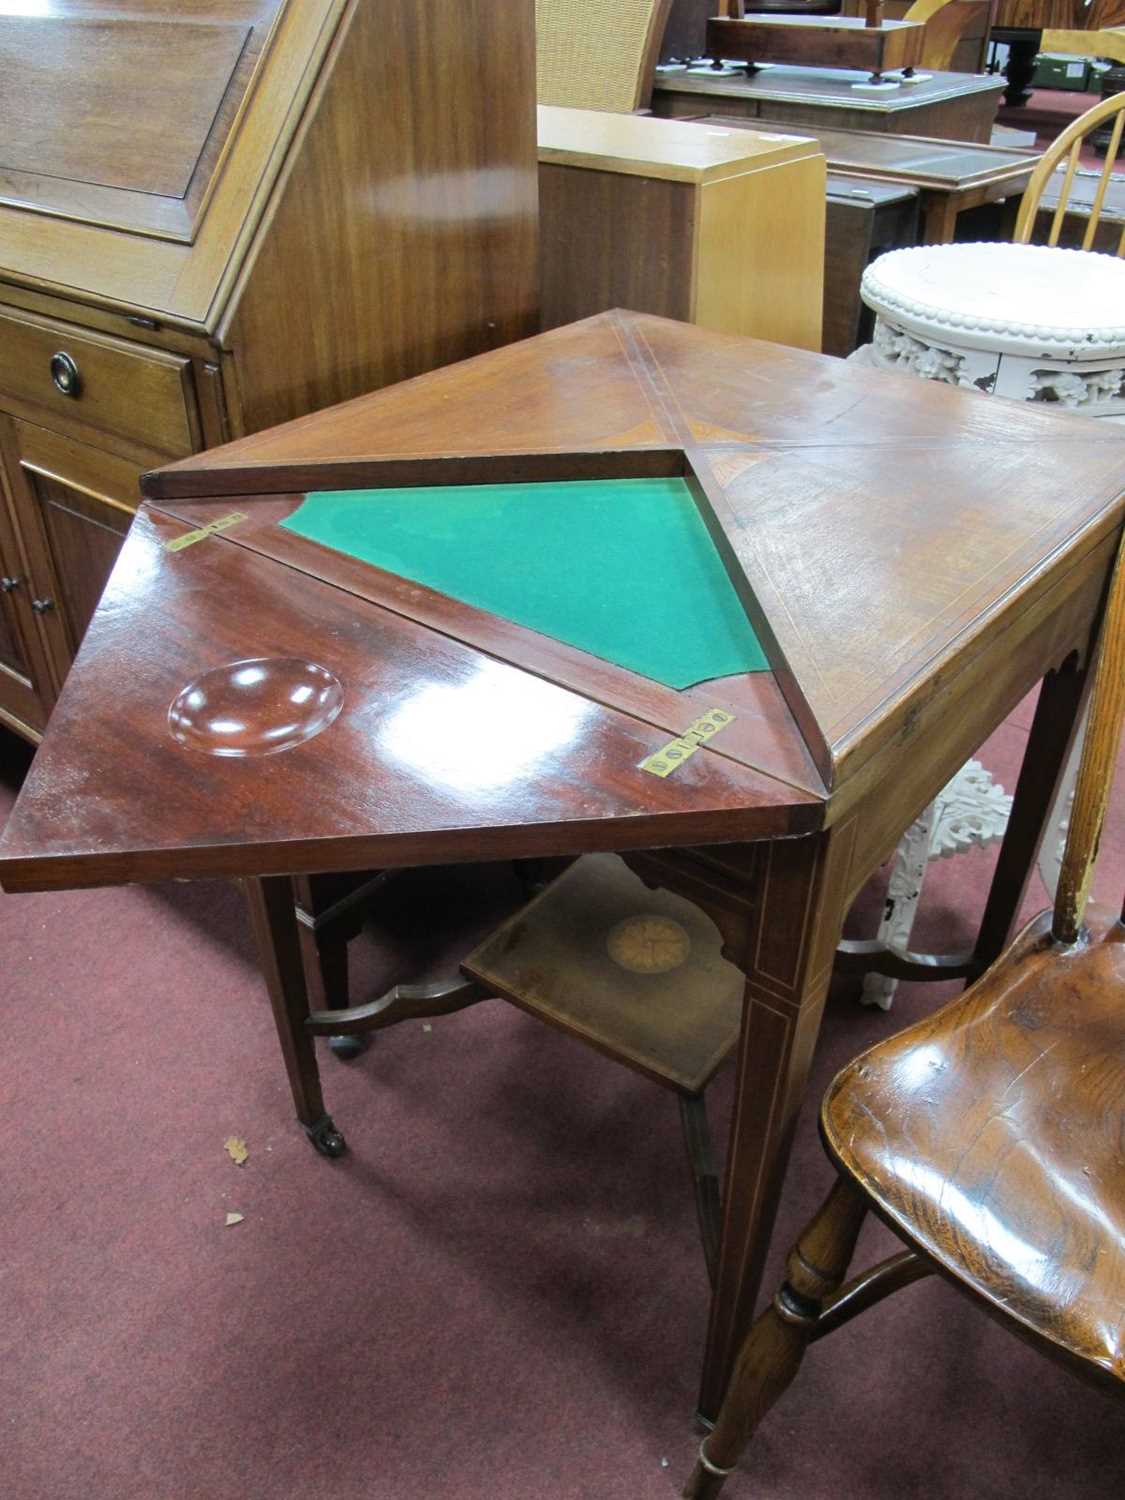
293,870 -> 386,1060
244,874 -> 346,1158
679,1092 -> 723,1290
1002,34 -> 1039,110
972,660 -> 1088,973
838,654 -> 1093,994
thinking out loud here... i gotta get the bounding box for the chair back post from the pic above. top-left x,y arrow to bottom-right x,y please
1013,91 -> 1125,256
1053,538 -> 1125,945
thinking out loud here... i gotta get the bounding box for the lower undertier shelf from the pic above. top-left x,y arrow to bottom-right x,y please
463,853 -> 744,1096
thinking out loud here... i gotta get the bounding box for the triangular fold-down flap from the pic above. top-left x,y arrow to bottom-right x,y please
143,314 -> 681,500
0,505 -> 823,894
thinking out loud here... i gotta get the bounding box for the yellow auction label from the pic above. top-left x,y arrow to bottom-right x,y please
640,708 -> 735,778
165,511 -> 248,552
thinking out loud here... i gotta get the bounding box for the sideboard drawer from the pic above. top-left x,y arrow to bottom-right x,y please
0,307 -> 199,457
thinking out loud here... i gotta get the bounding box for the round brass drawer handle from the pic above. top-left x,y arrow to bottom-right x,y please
50,351 -> 81,398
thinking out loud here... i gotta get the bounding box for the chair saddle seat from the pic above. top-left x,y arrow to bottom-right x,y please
822,903 -> 1125,1386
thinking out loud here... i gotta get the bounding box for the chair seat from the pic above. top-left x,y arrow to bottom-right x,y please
822,903 -> 1125,1387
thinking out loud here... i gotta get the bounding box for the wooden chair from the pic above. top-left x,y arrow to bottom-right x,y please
683,538 -> 1125,1497
1014,88 -> 1125,255
536,0 -> 675,111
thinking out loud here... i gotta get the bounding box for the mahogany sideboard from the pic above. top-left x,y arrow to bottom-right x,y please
0,0 -> 538,743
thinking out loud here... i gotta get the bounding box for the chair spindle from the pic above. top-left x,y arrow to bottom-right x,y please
1049,140 -> 1083,247
1084,111 -> 1125,252
1052,543 -> 1125,945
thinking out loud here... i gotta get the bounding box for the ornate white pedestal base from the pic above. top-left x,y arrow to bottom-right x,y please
863,315 -> 1125,418
860,761 -> 1013,1010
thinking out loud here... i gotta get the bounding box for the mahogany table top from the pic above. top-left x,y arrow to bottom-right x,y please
1,311 -> 1122,894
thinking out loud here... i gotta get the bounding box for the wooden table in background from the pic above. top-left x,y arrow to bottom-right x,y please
825,175 -> 920,355
2,313 -> 1121,1429
537,106 -> 825,351
654,63 -> 1006,140
701,115 -> 1040,241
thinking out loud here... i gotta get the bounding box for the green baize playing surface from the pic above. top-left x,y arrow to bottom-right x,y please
279,478 -> 768,689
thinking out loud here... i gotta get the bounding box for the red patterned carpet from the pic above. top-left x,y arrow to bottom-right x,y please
1,696 -> 1123,1500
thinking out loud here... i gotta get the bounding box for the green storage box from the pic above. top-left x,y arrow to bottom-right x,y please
1031,53 -> 1092,92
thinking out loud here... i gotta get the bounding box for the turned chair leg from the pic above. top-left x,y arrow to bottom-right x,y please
683,1178 -> 868,1499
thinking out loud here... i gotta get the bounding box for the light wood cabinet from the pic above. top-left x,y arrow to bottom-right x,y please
0,0 -> 538,740
538,107 -> 826,352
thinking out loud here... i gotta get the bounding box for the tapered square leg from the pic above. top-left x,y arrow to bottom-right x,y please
244,874 -> 346,1157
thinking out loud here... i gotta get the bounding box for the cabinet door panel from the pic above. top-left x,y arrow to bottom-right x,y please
1,419 -> 145,683
0,471 -> 51,735
0,592 -> 46,731
36,477 -> 134,648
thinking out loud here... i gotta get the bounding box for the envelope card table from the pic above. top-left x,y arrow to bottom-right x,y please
1,312 -> 1123,1425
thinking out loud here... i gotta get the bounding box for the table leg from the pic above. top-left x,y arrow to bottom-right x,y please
698,823 -> 856,1422
920,194 -> 960,245
244,874 -> 347,1158
971,661 -> 1087,973
1003,37 -> 1039,109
